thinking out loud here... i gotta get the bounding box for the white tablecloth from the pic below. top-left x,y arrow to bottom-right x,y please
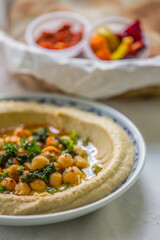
0,67 -> 159,240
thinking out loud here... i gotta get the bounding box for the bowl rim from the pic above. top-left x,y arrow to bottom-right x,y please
85,16 -> 150,61
0,92 -> 146,222
25,11 -> 91,57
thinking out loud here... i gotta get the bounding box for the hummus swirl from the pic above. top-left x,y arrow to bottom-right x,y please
0,101 -> 134,215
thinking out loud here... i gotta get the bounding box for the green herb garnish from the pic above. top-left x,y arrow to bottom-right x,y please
0,171 -> 8,177
20,138 -> 41,154
66,182 -> 71,189
7,159 -> 13,166
2,142 -> 19,155
46,187 -> 57,195
0,185 -> 7,193
0,142 -> 19,167
21,163 -> 56,183
69,131 -> 77,143
81,136 -> 89,146
92,165 -> 102,174
32,127 -> 49,143
55,137 -> 77,157
46,153 -> 56,160
17,165 -> 25,175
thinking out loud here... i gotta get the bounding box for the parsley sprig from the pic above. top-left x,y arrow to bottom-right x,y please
21,163 -> 56,183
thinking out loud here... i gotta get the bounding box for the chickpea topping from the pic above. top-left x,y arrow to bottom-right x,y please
14,127 -> 30,137
0,138 -> 4,149
46,136 -> 59,147
74,156 -> 89,168
49,172 -> 62,187
58,153 -> 73,169
73,146 -> 86,157
15,182 -> 31,195
5,136 -> 20,144
30,179 -> 47,192
0,125 -> 99,196
23,162 -> 32,170
7,164 -> 19,181
63,166 -> 82,184
1,177 -> 16,191
31,155 -> 49,170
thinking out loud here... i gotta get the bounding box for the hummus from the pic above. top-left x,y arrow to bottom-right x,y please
0,101 -> 134,215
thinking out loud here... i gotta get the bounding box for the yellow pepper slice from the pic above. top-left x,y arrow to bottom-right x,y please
111,36 -> 134,60
96,26 -> 120,52
42,146 -> 60,154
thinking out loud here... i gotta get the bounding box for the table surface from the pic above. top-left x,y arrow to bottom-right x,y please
0,67 -> 159,240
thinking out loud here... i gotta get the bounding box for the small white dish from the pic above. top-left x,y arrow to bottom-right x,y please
25,11 -> 91,58
0,93 -> 146,226
85,16 -> 150,61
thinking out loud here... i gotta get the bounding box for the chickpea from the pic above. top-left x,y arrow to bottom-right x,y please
30,179 -> 46,192
5,136 -> 20,144
58,153 -> 73,169
23,162 -> 32,170
31,155 -> 49,170
5,158 -> 20,168
1,177 -> 16,191
28,136 -> 34,142
14,127 -> 30,138
74,156 -> 89,169
15,182 -> 31,195
73,146 -> 86,157
63,166 -> 82,184
58,144 -> 65,150
46,136 -> 59,147
49,172 -> 62,187
0,138 -> 4,150
7,164 -> 19,181
54,162 -> 61,171
17,148 -> 28,155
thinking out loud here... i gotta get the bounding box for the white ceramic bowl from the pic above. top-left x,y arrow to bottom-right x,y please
85,16 -> 150,61
25,11 -> 91,58
0,93 -> 146,226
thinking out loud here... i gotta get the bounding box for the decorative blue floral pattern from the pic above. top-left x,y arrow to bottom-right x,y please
1,95 -> 139,186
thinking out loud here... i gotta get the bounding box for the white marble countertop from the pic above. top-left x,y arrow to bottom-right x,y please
0,67 -> 159,240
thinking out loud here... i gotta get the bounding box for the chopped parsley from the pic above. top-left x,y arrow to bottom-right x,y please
32,127 -> 49,143
81,136 -> 89,146
20,138 -> 41,154
55,137 -> 77,157
0,142 -> 19,167
46,187 -> 57,195
46,153 -> 56,160
0,185 -> 7,193
92,165 -> 102,174
2,142 -> 19,155
21,163 -> 56,183
17,165 -> 25,175
0,171 -> 8,177
7,159 -> 13,166
66,182 -> 71,189
69,131 -> 77,143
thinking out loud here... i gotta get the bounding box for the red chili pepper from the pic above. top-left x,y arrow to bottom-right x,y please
36,24 -> 83,50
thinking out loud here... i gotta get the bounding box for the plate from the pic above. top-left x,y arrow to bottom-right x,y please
0,93 -> 146,226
